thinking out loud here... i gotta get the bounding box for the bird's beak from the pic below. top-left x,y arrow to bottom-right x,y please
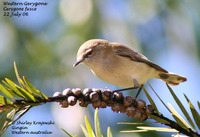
73,57 -> 84,67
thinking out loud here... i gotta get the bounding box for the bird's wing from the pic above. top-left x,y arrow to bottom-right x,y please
112,43 -> 168,73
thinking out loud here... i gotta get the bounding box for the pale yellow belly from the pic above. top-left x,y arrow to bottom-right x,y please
90,61 -> 157,88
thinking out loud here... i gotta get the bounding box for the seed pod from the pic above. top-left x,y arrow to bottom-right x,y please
90,92 -> 99,102
136,99 -> 146,109
111,103 -> 121,112
83,88 -> 92,98
125,106 -> 136,116
131,97 -> 137,104
113,92 -> 123,101
106,100 -> 114,107
53,91 -> 62,97
92,100 -> 101,108
60,100 -> 69,108
124,96 -> 134,107
92,88 -> 101,93
68,96 -> 77,106
79,100 -> 89,107
140,114 -> 148,121
120,106 -> 126,113
100,101 -> 107,108
63,88 -> 73,96
145,105 -> 154,114
133,110 -> 143,119
102,89 -> 111,101
72,88 -> 82,97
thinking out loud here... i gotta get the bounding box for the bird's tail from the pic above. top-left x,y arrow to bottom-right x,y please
158,72 -> 187,86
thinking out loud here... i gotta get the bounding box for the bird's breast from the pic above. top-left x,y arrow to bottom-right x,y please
85,57 -> 157,88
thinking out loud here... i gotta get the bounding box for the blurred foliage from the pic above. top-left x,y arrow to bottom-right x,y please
62,109 -> 112,137
1,0 -> 200,137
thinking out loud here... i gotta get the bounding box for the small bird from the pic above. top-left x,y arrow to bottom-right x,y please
74,39 -> 187,89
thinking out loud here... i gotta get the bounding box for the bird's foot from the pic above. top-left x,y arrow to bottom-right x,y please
112,85 -> 143,98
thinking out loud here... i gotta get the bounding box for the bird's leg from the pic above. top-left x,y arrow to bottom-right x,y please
113,79 -> 143,98
132,79 -> 144,98
113,85 -> 143,98
135,84 -> 143,98
113,86 -> 138,92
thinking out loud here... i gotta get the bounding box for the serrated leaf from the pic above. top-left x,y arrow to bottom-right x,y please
23,76 -> 48,99
143,87 -> 159,115
0,95 -> 12,105
81,124 -> 90,137
168,103 -> 193,131
0,108 -> 16,136
85,116 -> 95,137
107,127 -> 112,137
149,115 -> 170,124
0,84 -> 14,99
94,109 -> 103,137
167,84 -> 196,130
61,128 -> 74,137
184,95 -> 200,130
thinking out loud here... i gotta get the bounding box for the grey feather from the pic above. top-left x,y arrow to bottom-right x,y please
111,42 -> 168,73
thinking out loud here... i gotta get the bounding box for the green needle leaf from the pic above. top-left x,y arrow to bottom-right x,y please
137,126 -> 178,132
15,86 -> 36,102
0,108 -> 16,136
81,124 -> 90,137
168,103 -> 193,131
0,84 -> 14,99
0,95 -> 12,105
19,78 -> 33,94
14,62 -> 22,87
167,84 -> 196,130
120,129 -> 147,133
143,87 -> 159,115
85,116 -> 95,137
184,94 -> 200,130
107,127 -> 113,137
148,115 -> 170,125
2,80 -> 24,98
23,76 -> 47,99
94,109 -> 103,137
149,83 -> 170,112
61,128 -> 74,137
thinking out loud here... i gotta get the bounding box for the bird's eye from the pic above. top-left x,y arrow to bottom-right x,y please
87,49 -> 93,56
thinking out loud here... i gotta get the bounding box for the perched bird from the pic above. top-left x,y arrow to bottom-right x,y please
73,39 -> 187,89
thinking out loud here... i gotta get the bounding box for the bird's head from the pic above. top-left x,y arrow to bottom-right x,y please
73,39 -> 110,67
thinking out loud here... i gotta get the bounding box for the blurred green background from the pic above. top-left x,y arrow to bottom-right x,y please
1,0 -> 200,137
